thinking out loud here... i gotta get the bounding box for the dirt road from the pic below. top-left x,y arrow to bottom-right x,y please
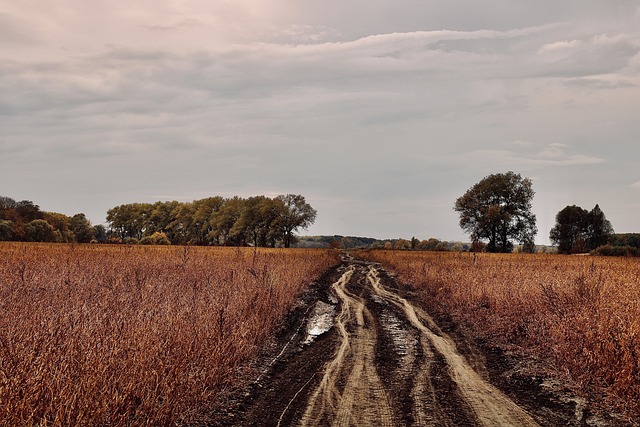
213,258 -> 610,426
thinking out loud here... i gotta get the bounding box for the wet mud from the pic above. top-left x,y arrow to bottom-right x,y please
208,257 -> 631,427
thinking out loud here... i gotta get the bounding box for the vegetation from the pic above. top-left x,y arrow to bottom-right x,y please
359,250 -> 640,420
295,235 -> 474,251
454,171 -> 537,253
0,243 -> 339,426
106,194 -> 316,247
550,204 -> 613,254
0,196 -> 104,243
0,197 -> 101,244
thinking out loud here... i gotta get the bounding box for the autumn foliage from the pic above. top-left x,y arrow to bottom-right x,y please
0,243 -> 338,426
360,250 -> 640,418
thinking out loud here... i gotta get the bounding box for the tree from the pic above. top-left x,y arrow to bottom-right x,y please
274,194 -> 317,248
93,224 -> 108,243
71,213 -> 96,243
106,203 -> 152,240
24,219 -> 56,242
550,204 -> 613,254
210,197 -> 247,246
0,220 -> 13,241
549,205 -> 588,254
454,171 -> 537,253
44,212 -> 75,242
586,204 -> 613,250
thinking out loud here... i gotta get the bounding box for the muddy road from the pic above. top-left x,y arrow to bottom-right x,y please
212,258 -> 615,426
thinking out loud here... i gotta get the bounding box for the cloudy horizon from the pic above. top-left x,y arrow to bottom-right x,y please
2,1 -> 639,245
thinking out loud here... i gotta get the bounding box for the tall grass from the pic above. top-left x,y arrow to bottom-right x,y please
360,250 -> 640,418
0,243 -> 339,426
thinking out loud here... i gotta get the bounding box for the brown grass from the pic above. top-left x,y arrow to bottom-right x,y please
358,250 -> 640,418
0,243 -> 339,426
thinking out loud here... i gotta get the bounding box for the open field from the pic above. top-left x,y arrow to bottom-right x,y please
358,250 -> 640,420
0,243 -> 339,426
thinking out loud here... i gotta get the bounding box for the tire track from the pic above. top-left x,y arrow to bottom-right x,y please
366,265 -> 540,427
224,259 -> 585,426
300,265 -> 395,427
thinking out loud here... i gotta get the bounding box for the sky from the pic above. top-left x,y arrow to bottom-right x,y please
1,1 -> 640,245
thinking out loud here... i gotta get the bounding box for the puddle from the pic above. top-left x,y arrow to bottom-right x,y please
303,301 -> 336,344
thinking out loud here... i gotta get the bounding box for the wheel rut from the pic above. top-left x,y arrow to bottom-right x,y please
226,259 -> 541,427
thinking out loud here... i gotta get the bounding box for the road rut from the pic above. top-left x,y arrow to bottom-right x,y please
228,259 -> 543,426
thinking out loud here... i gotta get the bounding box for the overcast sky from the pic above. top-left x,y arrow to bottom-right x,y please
2,1 -> 639,244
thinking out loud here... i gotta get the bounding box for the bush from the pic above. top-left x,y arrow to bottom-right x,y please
592,245 -> 639,257
139,232 -> 171,246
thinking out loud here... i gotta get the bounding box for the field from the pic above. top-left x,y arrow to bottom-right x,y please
359,250 -> 640,418
3,243 -> 640,425
0,243 -> 339,426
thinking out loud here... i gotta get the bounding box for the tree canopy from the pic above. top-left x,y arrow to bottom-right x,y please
105,194 -> 316,247
549,204 -> 613,254
454,171 -> 537,253
0,196 -> 104,243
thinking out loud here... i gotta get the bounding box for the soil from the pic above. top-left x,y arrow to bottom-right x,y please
207,256 -> 633,426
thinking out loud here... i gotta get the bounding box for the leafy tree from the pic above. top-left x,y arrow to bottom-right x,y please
93,224 -> 108,243
232,196 -> 268,247
274,194 -> 317,248
210,197 -> 247,246
106,203 -> 152,240
454,171 -> 537,253
549,205 -> 588,254
71,213 -> 96,243
105,194 -> 317,247
24,219 -> 56,242
550,204 -> 613,254
418,238 -> 441,250
44,212 -> 75,242
393,239 -> 411,250
192,197 -> 225,244
0,196 -> 18,220
139,231 -> 171,245
586,204 -> 613,250
410,237 -> 420,250
147,201 -> 182,239
16,200 -> 43,222
0,220 -> 13,241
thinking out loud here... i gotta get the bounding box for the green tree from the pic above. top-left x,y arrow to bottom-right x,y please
210,197 -> 247,246
549,205 -> 589,254
93,224 -> 108,243
44,212 -> 75,242
454,171 -> 537,253
586,204 -> 613,250
139,231 -> 171,245
71,213 -> 96,243
0,219 -> 13,241
550,204 -> 613,254
24,219 -> 56,242
192,197 -> 225,244
274,194 -> 317,248
106,203 -> 152,240
147,201 -> 182,239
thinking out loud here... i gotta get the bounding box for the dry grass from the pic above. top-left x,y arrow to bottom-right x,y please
0,243 -> 339,426
359,250 -> 640,418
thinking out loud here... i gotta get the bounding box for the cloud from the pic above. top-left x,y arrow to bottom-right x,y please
631,182 -> 640,189
1,1 -> 639,241
539,143 -> 567,158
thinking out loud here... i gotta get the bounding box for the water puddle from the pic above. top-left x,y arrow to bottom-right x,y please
303,301 -> 336,344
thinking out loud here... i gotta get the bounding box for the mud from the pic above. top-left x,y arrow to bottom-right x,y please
207,257 -> 632,427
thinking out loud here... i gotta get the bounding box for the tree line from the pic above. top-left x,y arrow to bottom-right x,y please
1,194 -> 317,248
0,196 -> 104,243
105,194 -> 316,247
